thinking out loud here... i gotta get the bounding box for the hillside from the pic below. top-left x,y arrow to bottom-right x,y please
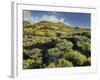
23,21 -> 90,37
23,20 -> 91,69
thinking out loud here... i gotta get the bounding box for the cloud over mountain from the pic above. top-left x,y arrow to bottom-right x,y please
23,10 -> 70,25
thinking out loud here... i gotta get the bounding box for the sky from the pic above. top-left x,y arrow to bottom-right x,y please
23,10 -> 91,28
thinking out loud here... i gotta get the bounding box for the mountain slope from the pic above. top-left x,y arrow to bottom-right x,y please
23,21 -> 90,37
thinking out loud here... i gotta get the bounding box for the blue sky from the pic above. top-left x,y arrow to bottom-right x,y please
23,10 -> 91,28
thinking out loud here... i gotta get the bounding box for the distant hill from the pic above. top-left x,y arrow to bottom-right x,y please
23,20 -> 90,37
33,21 -> 72,28
23,21 -> 31,27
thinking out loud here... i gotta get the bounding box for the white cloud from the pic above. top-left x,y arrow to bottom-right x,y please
23,10 -> 70,25
40,15 -> 65,23
23,11 -> 35,23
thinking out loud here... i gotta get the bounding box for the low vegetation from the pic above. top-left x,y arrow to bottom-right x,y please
23,21 -> 91,69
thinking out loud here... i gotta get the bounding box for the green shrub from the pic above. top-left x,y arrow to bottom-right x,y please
23,48 -> 43,69
23,41 -> 33,47
57,58 -> 73,67
23,59 -> 34,69
56,39 -> 73,50
84,57 -> 91,66
65,50 -> 87,66
47,48 -> 60,57
23,28 -> 33,35
27,48 -> 42,58
77,41 -> 90,51
76,37 -> 91,56
69,35 -> 90,57
48,63 -> 56,68
45,30 -> 56,37
24,48 -> 43,64
23,58 -> 43,69
82,32 -> 91,38
33,30 -> 45,36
